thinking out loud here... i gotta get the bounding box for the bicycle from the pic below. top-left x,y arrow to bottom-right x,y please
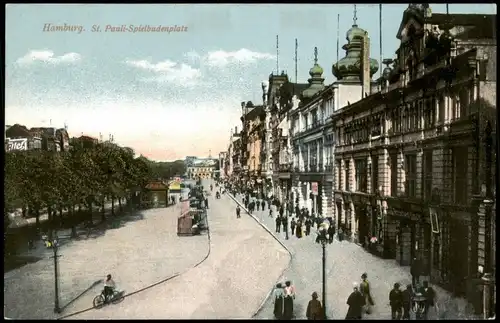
93,289 -> 125,308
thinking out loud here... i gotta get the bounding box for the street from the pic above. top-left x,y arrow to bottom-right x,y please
65,180 -> 290,319
228,193 -> 473,320
4,193 -> 208,320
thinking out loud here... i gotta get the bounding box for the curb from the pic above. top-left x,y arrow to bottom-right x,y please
57,204 -> 212,320
226,193 -> 293,318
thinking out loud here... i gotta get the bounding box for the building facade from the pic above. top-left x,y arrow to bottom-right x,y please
332,5 -> 496,302
185,158 -> 218,179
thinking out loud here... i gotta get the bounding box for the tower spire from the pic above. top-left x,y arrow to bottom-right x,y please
353,4 -> 358,26
276,35 -> 279,75
314,47 -> 318,65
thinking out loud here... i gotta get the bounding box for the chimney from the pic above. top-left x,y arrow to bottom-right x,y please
235,126 -> 238,134
362,31 -> 371,97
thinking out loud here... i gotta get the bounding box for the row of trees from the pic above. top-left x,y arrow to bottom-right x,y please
4,137 -> 186,237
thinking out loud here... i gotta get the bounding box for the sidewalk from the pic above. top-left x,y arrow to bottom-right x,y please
7,199 -> 124,229
228,193 -> 477,320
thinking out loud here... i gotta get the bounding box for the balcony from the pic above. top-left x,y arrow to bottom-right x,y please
298,120 -> 324,136
279,164 -> 292,172
325,163 -> 333,172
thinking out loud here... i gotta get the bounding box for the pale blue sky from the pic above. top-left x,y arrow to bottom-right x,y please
5,4 -> 496,161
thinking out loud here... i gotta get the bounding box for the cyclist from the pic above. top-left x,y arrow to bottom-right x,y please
104,274 -> 116,303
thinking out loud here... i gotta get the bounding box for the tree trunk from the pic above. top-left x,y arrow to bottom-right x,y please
100,198 -> 106,223
70,206 -> 78,238
35,207 -> 41,234
118,197 -> 123,213
111,195 -> 115,216
22,205 -> 27,218
87,202 -> 93,226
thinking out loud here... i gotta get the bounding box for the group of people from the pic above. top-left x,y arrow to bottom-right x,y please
345,273 -> 375,319
273,280 -> 296,320
344,271 -> 436,320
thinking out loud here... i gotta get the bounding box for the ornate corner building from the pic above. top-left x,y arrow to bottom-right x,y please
332,5 -> 496,302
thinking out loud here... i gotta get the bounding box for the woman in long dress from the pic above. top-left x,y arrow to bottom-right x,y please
283,281 -> 296,319
273,283 -> 285,319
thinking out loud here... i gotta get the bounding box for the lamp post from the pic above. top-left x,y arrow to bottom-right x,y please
50,237 -> 62,313
316,221 -> 332,319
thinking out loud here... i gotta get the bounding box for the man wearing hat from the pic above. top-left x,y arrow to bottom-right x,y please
360,273 -> 374,314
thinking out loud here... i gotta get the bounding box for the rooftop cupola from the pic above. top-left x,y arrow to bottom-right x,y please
302,47 -> 325,99
332,5 -> 379,82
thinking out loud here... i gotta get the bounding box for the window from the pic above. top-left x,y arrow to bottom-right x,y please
453,147 -> 468,203
336,160 -> 342,190
345,160 -> 351,191
459,88 -> 469,119
371,115 -> 381,137
424,98 -> 433,128
355,159 -> 368,192
405,155 -> 417,198
391,153 -> 398,196
372,155 -> 379,194
311,108 -> 318,126
438,95 -> 445,124
423,150 -> 433,201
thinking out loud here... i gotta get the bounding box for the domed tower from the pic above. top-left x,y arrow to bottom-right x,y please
332,6 -> 379,82
302,47 -> 325,99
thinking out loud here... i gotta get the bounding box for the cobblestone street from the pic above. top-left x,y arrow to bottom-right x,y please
4,191 -> 209,320
66,180 -> 290,319
228,193 -> 473,320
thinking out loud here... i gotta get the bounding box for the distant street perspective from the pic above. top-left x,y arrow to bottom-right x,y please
66,179 -> 290,319
219,4 -> 496,321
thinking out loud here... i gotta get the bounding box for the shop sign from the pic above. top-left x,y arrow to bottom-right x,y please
7,138 -> 28,151
429,207 -> 440,233
311,182 -> 318,195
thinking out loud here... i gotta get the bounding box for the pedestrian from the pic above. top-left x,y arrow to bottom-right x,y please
305,218 -> 311,236
327,224 -> 335,243
346,282 -> 365,320
389,282 -> 403,320
236,205 -> 241,219
273,283 -> 285,319
276,216 -> 281,233
291,218 -> 296,234
283,280 -> 295,319
279,205 -> 284,218
204,197 -> 209,209
360,273 -> 375,314
410,257 -> 422,288
338,227 -> 344,242
306,291 -> 323,320
402,284 -> 413,320
282,216 -> 288,235
296,220 -> 303,238
269,207 -> 273,218
418,281 -> 435,318
261,200 -> 266,211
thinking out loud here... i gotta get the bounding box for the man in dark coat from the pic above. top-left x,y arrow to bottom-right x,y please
236,205 -> 241,218
304,218 -> 312,236
346,282 -> 365,319
306,291 -> 323,320
204,198 -> 209,209
402,284 -> 413,320
327,224 -> 335,243
275,216 -> 281,233
282,216 -> 288,236
279,206 -> 284,218
389,282 -> 403,320
290,218 -> 296,234
261,200 -> 266,211
411,257 -> 422,288
418,281 -> 435,319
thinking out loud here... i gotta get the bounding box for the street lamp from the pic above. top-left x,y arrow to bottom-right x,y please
315,221 -> 332,319
50,237 -> 62,313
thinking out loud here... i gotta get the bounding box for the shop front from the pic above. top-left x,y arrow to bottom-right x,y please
387,199 -> 431,271
351,194 -> 372,246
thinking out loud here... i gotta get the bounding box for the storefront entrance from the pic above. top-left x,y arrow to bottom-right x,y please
448,219 -> 469,296
356,205 -> 369,246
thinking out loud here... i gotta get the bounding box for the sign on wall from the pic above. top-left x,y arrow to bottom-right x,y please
311,182 -> 318,195
7,138 -> 28,151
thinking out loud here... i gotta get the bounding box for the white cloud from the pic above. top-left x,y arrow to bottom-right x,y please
204,48 -> 275,67
125,59 -> 201,86
16,50 -> 82,66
